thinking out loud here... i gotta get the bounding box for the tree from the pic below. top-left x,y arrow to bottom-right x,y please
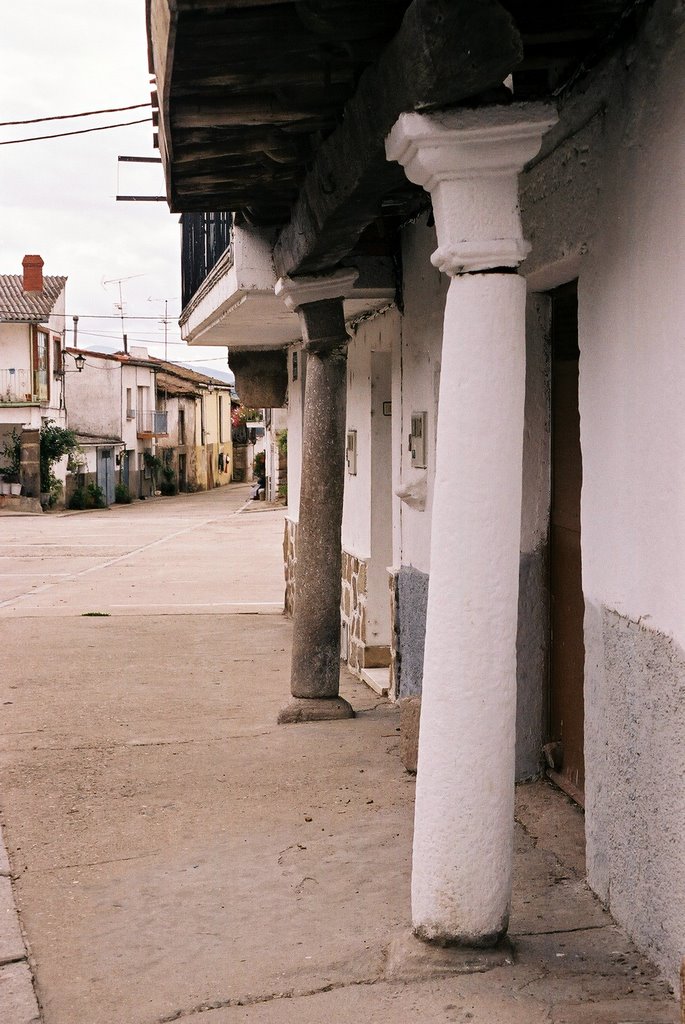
40,420 -> 79,498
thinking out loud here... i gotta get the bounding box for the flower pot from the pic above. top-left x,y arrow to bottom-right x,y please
0,482 -> 9,496
9,483 -> 21,496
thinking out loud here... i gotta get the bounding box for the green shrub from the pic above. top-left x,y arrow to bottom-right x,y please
40,420 -> 79,494
114,483 -> 132,504
87,483 -> 106,508
68,486 -> 88,510
1,429 -> 21,483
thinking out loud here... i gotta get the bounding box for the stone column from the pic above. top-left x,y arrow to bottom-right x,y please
386,104 -> 556,945
19,428 -> 41,499
275,269 -> 358,723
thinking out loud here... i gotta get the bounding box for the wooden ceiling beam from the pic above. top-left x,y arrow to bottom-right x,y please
274,0 -> 524,276
171,96 -> 342,128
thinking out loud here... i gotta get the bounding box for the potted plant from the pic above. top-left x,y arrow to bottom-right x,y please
1,429 -> 21,495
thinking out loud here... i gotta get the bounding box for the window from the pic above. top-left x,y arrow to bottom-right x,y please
126,388 -> 135,419
34,328 -> 49,402
178,408 -> 185,445
53,336 -> 62,378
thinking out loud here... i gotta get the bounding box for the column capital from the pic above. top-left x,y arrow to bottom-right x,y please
275,268 -> 359,312
386,104 -> 557,275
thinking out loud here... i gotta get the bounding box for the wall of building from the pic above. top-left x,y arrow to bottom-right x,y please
0,315 -> 66,426
0,323 -> 31,376
286,344 -> 304,520
520,0 -> 685,983
516,295 -> 551,779
390,216 -> 448,697
341,311 -> 395,671
67,355 -> 122,439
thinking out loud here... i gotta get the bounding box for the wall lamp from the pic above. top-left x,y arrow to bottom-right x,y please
61,351 -> 86,375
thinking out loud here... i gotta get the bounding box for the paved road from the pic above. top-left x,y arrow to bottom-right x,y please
0,486 -> 678,1024
0,484 -> 284,617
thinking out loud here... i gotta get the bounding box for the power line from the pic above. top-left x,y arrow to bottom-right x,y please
0,117 -> 153,146
2,311 -> 177,321
0,102 -> 150,127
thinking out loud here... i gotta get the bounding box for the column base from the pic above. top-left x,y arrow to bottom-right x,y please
412,922 -> 508,949
277,696 -> 355,724
385,929 -> 513,982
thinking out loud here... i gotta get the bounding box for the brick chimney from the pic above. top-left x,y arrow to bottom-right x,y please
22,255 -> 44,294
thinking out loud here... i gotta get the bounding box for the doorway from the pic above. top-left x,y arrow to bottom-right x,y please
96,446 -> 115,506
548,280 -> 585,802
365,350 -> 393,674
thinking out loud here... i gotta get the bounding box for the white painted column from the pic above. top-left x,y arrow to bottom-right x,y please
386,105 -> 556,945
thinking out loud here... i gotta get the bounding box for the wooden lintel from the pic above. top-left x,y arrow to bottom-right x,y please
172,99 -> 337,129
274,0 -> 524,277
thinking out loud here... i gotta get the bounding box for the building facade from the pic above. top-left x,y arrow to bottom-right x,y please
147,0 -> 685,987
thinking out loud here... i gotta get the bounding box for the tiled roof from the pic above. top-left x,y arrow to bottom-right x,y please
0,275 -> 67,322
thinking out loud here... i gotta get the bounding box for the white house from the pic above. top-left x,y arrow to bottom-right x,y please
0,255 -> 67,431
147,0 -> 685,992
65,347 -> 235,502
0,255 -> 68,504
64,347 -> 164,504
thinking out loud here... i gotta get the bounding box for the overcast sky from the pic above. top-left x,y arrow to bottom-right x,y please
0,1 -> 231,373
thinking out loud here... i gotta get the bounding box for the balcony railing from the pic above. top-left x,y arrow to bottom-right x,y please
137,410 -> 168,437
0,368 -> 35,404
181,211 -> 233,308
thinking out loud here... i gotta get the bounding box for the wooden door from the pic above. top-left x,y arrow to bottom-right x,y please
549,281 -> 585,801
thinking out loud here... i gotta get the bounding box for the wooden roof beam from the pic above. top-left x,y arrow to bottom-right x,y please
273,0 -> 524,277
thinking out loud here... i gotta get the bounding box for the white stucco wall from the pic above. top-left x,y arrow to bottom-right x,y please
286,343 -> 304,524
521,0 -> 685,984
66,354 -> 122,439
342,328 -> 372,559
394,215 -> 448,572
0,282 -> 66,424
0,323 -> 32,374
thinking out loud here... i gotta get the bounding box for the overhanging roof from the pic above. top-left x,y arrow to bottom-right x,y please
148,0 -> 645,278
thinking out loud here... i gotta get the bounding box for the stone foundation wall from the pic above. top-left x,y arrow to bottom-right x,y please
340,551 -> 368,673
388,569 -> 401,700
396,565 -> 430,698
283,518 -> 298,617
585,602 -> 685,986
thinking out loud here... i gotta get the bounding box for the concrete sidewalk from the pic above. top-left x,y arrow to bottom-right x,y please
0,486 -> 679,1023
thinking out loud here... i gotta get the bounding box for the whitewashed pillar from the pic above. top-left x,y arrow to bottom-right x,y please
386,105 -> 556,944
275,269 -> 358,724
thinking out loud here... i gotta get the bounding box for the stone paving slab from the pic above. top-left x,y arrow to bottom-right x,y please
0,874 -> 26,964
0,961 -> 41,1023
0,828 -> 11,876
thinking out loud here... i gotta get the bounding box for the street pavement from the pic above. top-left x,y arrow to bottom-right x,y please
0,485 -> 679,1023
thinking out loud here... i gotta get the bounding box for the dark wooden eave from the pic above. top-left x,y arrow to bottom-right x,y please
148,0 -> 648,274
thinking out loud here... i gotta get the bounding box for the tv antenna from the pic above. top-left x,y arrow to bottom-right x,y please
102,273 -> 147,344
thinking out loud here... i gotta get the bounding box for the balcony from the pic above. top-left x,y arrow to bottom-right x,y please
137,410 -> 168,438
0,368 -> 36,404
181,212 -> 232,309
179,215 -> 395,354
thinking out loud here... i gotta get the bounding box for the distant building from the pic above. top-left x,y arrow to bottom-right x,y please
0,255 -> 68,505
64,346 -> 235,503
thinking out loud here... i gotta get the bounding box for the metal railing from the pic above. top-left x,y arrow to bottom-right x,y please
0,368 -> 33,403
137,410 -> 168,436
181,212 -> 233,308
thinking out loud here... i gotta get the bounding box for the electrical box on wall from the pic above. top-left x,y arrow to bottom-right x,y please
346,429 -> 358,475
409,412 -> 427,469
